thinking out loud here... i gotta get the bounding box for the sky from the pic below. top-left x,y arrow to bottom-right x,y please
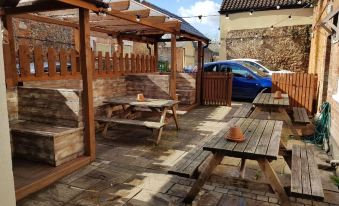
146,0 -> 222,41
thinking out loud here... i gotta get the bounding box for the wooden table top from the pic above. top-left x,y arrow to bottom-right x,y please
104,96 -> 179,108
253,93 -> 290,107
203,118 -> 283,160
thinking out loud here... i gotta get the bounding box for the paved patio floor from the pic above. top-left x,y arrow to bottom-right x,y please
18,104 -> 339,206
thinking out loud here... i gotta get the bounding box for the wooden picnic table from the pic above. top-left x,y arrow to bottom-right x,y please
101,96 -> 180,145
252,93 -> 300,139
184,118 -> 291,206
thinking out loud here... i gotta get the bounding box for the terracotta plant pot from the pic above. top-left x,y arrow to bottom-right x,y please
137,93 -> 145,102
226,126 -> 245,142
274,91 -> 282,99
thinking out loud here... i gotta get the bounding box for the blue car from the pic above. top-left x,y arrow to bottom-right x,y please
203,61 -> 272,99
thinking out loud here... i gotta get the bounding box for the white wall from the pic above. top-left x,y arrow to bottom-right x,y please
219,8 -> 313,59
0,20 -> 16,206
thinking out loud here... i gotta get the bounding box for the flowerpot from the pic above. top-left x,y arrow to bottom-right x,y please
137,93 -> 145,102
274,91 -> 282,99
226,126 -> 245,142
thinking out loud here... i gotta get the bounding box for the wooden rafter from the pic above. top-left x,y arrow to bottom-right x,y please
57,0 -> 180,34
109,1 -> 130,11
2,1 -> 74,15
122,9 -> 150,18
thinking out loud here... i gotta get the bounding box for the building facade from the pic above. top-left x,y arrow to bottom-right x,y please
219,0 -> 313,72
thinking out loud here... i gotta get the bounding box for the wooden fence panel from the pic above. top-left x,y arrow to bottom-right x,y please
202,72 -> 233,106
272,73 -> 318,114
8,46 -> 158,83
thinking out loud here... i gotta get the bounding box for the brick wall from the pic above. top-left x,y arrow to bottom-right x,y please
226,25 -> 311,72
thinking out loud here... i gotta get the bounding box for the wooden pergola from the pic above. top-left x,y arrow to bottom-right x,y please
0,0 -> 209,200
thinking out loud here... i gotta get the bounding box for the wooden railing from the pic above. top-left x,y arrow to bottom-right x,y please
202,72 -> 233,106
272,73 -> 318,114
4,45 -> 157,84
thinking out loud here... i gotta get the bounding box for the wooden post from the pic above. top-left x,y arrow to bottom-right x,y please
79,8 -> 95,161
2,16 -> 17,87
196,41 -> 203,104
170,34 -> 177,99
154,42 -> 158,72
118,38 -> 123,55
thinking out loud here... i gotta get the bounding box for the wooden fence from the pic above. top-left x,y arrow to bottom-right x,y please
272,73 -> 318,114
4,44 -> 157,84
202,72 -> 233,106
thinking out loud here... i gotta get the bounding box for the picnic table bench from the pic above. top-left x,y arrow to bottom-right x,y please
293,107 -> 311,124
98,97 -> 180,145
291,145 -> 324,200
169,118 -> 292,205
232,103 -> 254,118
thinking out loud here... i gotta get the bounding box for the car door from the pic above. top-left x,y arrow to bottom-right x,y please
228,64 -> 261,99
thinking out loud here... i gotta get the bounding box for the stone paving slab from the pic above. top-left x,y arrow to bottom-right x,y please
17,105 -> 339,206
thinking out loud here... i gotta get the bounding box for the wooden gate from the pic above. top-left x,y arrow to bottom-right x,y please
272,73 -> 318,114
202,72 -> 233,106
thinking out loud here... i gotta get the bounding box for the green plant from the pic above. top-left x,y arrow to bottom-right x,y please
330,175 -> 339,188
255,170 -> 262,180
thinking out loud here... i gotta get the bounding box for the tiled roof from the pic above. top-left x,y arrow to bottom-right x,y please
142,1 -> 210,42
220,0 -> 312,13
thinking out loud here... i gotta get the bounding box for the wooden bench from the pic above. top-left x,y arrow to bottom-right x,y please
293,107 -> 311,124
168,146 -> 211,178
10,120 -> 84,166
291,145 -> 324,200
232,103 -> 254,118
96,117 -> 166,145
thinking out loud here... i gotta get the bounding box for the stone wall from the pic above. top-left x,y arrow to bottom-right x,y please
126,74 -> 170,99
6,88 -> 18,121
13,18 -> 74,52
225,25 -> 311,72
17,87 -> 83,128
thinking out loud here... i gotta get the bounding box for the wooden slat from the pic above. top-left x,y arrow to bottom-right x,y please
136,54 -> 141,73
306,146 -> 324,199
97,51 -> 103,74
291,145 -> 302,195
106,52 -> 112,74
300,147 -> 312,196
141,55 -> 145,73
47,47 -> 57,77
255,120 -> 275,155
243,120 -> 268,154
70,50 -> 78,75
59,48 -> 68,76
125,53 -> 130,74
33,47 -> 44,77
266,121 -> 283,157
119,52 -> 124,74
96,117 -> 165,129
18,45 -> 31,77
131,53 -> 136,73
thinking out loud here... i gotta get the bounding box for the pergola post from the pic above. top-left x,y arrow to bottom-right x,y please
170,34 -> 177,99
2,15 -> 17,87
154,42 -> 158,72
196,41 -> 203,104
79,8 -> 95,161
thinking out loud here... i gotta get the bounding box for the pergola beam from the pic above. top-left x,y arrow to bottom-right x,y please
2,1 -> 74,15
109,1 -> 130,11
12,13 -> 117,35
57,0 -> 180,34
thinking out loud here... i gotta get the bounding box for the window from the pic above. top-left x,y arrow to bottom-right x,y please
204,64 -> 218,72
219,64 -> 232,72
230,65 -> 251,78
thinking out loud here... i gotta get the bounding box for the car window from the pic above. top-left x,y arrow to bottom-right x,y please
219,64 -> 232,72
230,65 -> 251,78
204,64 -> 218,72
244,61 -> 266,72
240,62 -> 267,77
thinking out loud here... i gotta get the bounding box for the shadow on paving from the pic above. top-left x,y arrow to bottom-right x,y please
16,105 -> 339,206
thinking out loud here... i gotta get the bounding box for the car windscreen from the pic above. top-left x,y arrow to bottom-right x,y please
238,62 -> 268,77
255,61 -> 281,72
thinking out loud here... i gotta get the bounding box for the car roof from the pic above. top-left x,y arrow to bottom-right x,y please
231,58 -> 260,62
